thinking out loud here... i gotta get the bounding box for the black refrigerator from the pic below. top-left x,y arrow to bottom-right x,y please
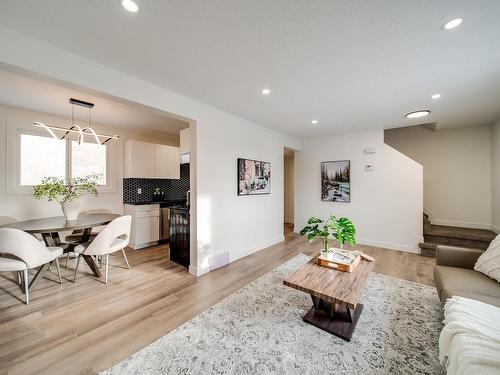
168,206 -> 190,268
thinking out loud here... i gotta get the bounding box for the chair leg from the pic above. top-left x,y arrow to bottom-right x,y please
105,254 -> 109,284
65,253 -> 70,268
55,258 -> 63,284
23,270 -> 29,304
73,255 -> 81,283
17,271 -> 21,285
122,248 -> 130,270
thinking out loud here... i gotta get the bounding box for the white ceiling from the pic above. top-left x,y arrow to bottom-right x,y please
0,70 -> 189,135
0,1 -> 499,138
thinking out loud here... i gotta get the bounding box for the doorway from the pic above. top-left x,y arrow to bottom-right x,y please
284,148 -> 295,236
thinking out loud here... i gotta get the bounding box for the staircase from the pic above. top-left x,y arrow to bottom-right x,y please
419,214 -> 497,257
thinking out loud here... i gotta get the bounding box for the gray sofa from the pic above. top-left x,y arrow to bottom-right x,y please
434,245 -> 500,308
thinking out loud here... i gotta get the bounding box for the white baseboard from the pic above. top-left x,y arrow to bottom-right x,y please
189,235 -> 286,277
188,265 -> 199,276
430,219 -> 492,230
357,238 -> 422,254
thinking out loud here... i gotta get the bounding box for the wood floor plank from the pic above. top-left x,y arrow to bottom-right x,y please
0,234 -> 435,374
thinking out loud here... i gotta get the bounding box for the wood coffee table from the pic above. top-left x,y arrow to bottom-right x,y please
283,255 -> 374,341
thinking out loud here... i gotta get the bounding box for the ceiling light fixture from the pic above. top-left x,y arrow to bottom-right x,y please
121,0 -> 139,13
34,98 -> 119,145
442,18 -> 463,30
405,110 -> 431,119
261,88 -> 271,95
311,120 -> 318,125
431,93 -> 442,99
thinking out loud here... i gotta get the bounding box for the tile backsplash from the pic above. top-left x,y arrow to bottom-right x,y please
123,163 -> 190,203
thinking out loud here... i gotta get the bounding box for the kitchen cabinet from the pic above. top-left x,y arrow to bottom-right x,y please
180,127 -> 190,155
124,140 -> 180,179
154,144 -> 180,179
124,141 -> 155,178
124,204 -> 160,249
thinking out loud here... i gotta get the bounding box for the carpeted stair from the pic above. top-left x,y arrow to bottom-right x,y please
419,217 -> 497,257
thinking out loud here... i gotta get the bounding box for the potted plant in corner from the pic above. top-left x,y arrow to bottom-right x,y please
33,175 -> 99,221
300,215 -> 356,260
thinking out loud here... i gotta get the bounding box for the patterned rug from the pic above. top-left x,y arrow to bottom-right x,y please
103,254 -> 443,374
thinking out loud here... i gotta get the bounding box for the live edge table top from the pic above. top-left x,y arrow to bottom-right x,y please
283,256 -> 374,309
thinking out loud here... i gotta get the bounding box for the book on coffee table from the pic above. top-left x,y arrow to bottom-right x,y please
317,252 -> 360,272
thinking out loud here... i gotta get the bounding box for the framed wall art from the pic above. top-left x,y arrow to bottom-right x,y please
237,158 -> 271,195
321,160 -> 350,202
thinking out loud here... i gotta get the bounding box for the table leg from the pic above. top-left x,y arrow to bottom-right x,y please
79,228 -> 102,278
41,233 -> 54,247
303,295 -> 363,341
82,255 -> 102,278
26,263 -> 50,291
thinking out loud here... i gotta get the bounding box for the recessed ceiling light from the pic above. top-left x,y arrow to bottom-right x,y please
431,93 -> 442,99
121,0 -> 139,13
311,120 -> 318,125
442,18 -> 463,30
261,88 -> 271,95
405,110 -> 431,119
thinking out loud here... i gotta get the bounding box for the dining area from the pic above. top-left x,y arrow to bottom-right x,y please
0,212 -> 132,304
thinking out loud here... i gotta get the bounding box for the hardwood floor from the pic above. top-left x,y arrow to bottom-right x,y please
0,234 -> 435,375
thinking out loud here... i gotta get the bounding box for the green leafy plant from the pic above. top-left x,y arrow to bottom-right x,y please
300,215 -> 356,252
33,174 -> 99,203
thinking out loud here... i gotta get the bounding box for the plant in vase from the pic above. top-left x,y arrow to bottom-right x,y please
33,175 -> 99,220
300,215 -> 356,260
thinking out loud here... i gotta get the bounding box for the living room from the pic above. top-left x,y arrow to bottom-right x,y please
0,1 -> 499,374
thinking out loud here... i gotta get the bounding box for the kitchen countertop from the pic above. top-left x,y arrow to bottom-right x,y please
124,199 -> 186,206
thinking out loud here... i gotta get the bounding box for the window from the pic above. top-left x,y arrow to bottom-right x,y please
20,133 -> 66,185
16,131 -> 110,188
7,126 -> 115,195
71,141 -> 107,185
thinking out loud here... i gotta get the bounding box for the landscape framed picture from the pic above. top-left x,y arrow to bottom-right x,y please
321,160 -> 350,202
237,158 -> 271,195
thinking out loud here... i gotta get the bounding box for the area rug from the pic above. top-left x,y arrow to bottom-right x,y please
103,254 -> 443,374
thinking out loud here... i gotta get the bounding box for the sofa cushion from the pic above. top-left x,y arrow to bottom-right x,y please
434,265 -> 500,308
474,234 -> 500,283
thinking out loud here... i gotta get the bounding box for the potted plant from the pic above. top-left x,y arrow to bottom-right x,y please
300,215 -> 356,260
33,175 -> 99,221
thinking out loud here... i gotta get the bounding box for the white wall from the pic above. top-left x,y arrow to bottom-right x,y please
197,122 -> 298,272
492,120 -> 500,233
0,26 -> 302,276
385,125 -> 492,229
0,104 -> 179,222
295,130 -> 423,253
284,153 -> 294,224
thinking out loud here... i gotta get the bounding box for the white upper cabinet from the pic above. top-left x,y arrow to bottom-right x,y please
124,140 -> 155,178
154,144 -> 180,179
125,140 -> 180,179
180,127 -> 190,155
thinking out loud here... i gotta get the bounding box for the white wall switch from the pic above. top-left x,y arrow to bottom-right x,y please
363,147 -> 376,154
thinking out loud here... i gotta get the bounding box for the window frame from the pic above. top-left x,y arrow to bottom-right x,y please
7,125 -> 116,195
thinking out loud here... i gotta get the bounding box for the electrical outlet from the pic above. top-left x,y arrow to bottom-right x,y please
137,187 -> 142,194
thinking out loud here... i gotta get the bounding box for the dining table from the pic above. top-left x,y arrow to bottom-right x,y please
2,213 -> 120,287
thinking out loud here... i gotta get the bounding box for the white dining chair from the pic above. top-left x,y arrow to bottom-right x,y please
0,228 -> 63,304
72,215 -> 132,284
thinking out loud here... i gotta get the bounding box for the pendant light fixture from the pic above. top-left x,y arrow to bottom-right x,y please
34,98 -> 119,144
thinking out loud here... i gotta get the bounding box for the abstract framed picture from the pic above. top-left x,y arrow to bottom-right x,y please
321,160 -> 350,202
237,158 -> 271,195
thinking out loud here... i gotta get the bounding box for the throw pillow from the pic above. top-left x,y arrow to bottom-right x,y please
474,234 -> 500,283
